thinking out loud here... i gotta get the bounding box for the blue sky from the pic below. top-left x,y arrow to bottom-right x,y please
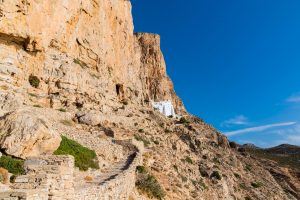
131,0 -> 300,147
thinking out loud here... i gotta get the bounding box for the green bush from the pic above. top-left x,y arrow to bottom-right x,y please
251,182 -> 263,188
179,117 -> 189,124
10,175 -> 16,183
58,108 -> 67,112
210,171 -> 222,180
138,129 -> 144,133
136,166 -> 146,174
54,136 -> 99,171
245,197 -> 252,200
0,155 -> 24,175
136,165 -> 165,200
28,75 -> 40,88
185,156 -> 193,164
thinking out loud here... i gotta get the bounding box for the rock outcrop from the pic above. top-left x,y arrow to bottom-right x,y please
0,109 -> 61,159
0,0 -> 184,114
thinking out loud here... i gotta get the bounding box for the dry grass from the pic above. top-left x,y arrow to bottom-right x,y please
0,167 -> 9,183
84,176 -> 93,182
60,120 -> 74,126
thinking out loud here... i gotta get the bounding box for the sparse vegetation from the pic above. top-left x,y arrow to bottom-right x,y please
180,175 -> 188,182
84,176 -> 93,182
234,173 -> 241,179
28,75 -> 40,88
173,165 -> 178,172
153,140 -> 160,145
138,129 -> 144,133
121,100 -> 128,105
73,58 -> 88,69
28,93 -> 38,97
60,120 -> 73,126
245,165 -> 252,171
136,165 -> 146,173
164,128 -> 171,133
184,156 -> 193,164
134,134 -> 150,147
240,183 -> 247,190
210,171 -> 222,180
246,146 -> 300,170
192,179 -> 208,190
179,117 -> 189,124
54,136 -> 99,171
251,182 -> 263,188
58,108 -> 67,112
136,165 -> 165,200
10,175 -> 16,183
33,104 -> 42,108
229,141 -> 238,149
0,155 -> 24,175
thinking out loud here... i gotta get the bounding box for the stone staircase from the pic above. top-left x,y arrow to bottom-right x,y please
0,140 -> 144,200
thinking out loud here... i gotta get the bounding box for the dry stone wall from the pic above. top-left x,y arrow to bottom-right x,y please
0,140 -> 143,200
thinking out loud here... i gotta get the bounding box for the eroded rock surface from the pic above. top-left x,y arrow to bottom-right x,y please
0,108 -> 61,159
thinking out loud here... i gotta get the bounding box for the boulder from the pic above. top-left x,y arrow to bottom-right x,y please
78,111 -> 102,126
0,109 -> 61,159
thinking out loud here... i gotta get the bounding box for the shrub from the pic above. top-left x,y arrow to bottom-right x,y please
234,173 -> 241,179
10,175 -> 16,183
138,129 -> 144,133
210,171 -> 222,180
251,182 -> 263,188
58,108 -> 67,112
121,100 -> 128,105
0,155 -> 24,175
28,75 -> 40,88
164,128 -> 171,133
33,105 -> 42,108
153,140 -> 159,145
173,165 -> 178,172
245,165 -> 252,171
54,136 -> 99,171
245,197 -> 252,200
240,183 -> 247,190
136,166 -> 146,174
185,156 -> 193,164
134,134 -> 150,147
179,117 -> 189,124
136,166 -> 166,200
180,175 -> 188,182
73,58 -> 87,69
229,141 -> 238,149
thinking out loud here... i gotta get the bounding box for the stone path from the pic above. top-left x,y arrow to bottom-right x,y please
96,152 -> 136,185
74,151 -> 137,189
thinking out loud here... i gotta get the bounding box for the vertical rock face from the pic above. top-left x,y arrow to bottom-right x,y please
135,33 -> 185,113
0,0 -> 184,115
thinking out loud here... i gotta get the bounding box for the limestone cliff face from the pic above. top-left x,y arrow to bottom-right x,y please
0,0 -> 184,115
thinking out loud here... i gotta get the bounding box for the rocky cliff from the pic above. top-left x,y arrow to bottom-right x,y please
0,0 -> 184,114
0,1 -> 297,200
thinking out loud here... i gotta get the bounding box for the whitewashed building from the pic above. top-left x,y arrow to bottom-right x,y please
151,100 -> 176,117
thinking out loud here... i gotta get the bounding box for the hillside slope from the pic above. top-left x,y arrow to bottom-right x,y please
0,0 -> 297,200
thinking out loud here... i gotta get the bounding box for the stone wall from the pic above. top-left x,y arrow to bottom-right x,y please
0,140 -> 143,200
